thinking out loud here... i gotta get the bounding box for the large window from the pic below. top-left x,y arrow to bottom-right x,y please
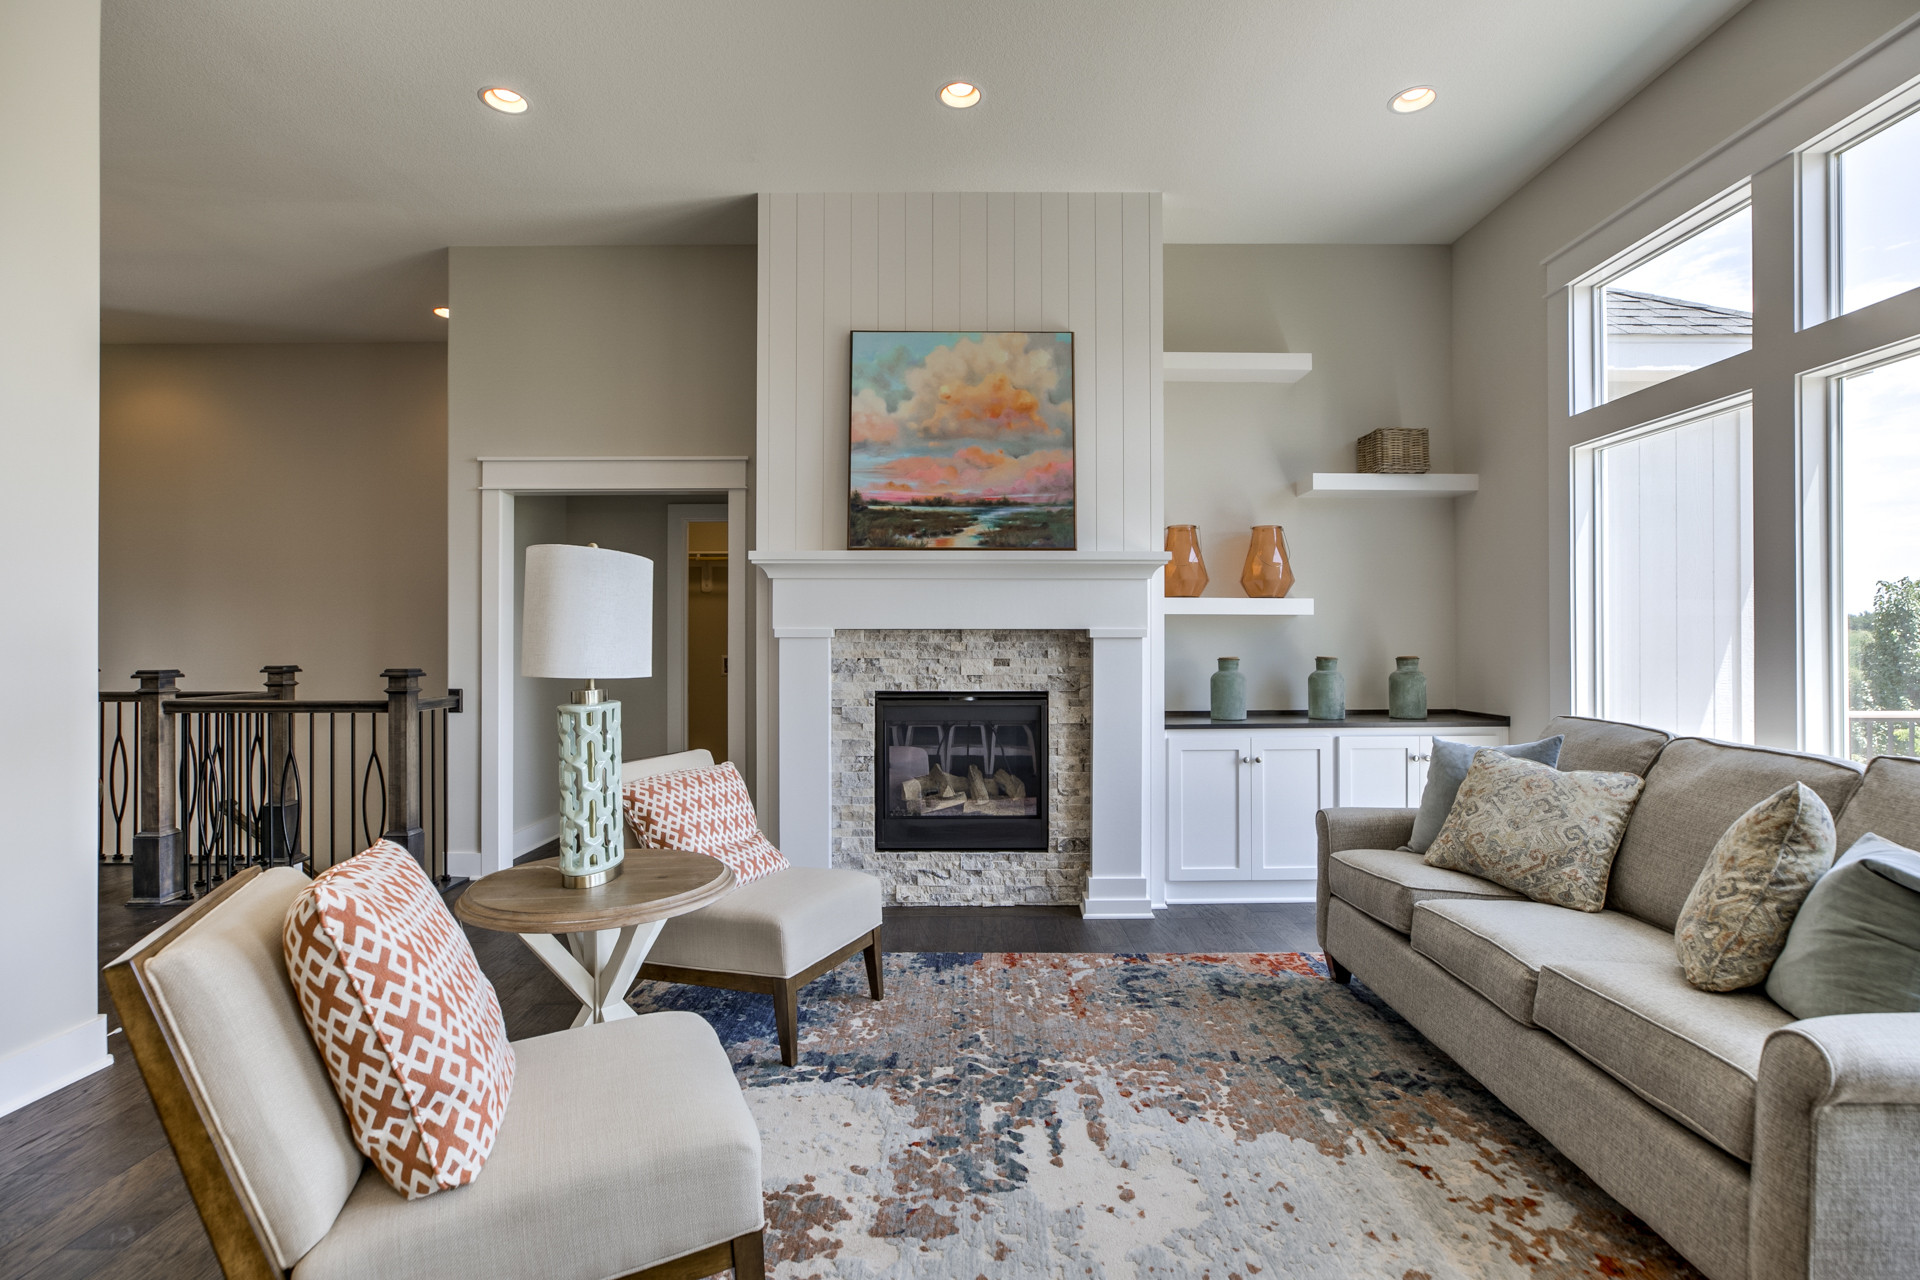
1839,107 -> 1920,314
1840,351 -> 1920,759
1562,62 -> 1920,757
1579,404 -> 1754,740
1599,204 -> 1752,402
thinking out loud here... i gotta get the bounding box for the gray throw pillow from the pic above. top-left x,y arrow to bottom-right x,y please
1408,735 -> 1564,852
1765,833 -> 1920,1019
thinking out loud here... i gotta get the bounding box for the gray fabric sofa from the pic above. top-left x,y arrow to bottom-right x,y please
1315,716 -> 1920,1280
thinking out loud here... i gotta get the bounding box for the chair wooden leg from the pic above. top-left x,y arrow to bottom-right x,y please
730,1229 -> 766,1280
1326,955 -> 1352,986
773,979 -> 799,1066
863,928 -> 884,1001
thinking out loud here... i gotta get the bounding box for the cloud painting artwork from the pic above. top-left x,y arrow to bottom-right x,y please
849,331 -> 1074,549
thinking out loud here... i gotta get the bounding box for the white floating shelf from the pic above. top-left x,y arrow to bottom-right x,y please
1164,351 -> 1312,383
1161,597 -> 1315,616
1295,473 -> 1480,497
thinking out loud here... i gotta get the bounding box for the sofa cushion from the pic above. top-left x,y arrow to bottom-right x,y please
1534,961 -> 1794,1162
1424,751 -> 1644,911
1766,833 -> 1920,1018
1675,782 -> 1836,992
294,1013 -> 763,1280
1407,735 -> 1564,853
1607,738 -> 1863,932
1834,754 -> 1920,852
284,842 -> 515,1199
1540,715 -> 1671,776
1410,900 -> 1675,1025
1327,848 -> 1523,935
647,866 -> 883,979
140,868 -> 365,1269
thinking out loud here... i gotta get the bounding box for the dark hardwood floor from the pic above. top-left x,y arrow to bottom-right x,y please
0,865 -> 1319,1280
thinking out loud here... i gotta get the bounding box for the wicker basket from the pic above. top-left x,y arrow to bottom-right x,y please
1356,428 -> 1429,474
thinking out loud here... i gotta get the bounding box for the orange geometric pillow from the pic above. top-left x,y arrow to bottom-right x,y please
282,840 -> 514,1199
621,762 -> 791,885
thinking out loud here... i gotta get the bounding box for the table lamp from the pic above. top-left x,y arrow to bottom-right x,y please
521,543 -> 653,887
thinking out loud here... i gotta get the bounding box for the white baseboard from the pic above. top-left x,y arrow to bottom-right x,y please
1081,875 -> 1156,918
1161,878 -> 1316,905
514,814 -> 559,858
447,849 -> 484,880
0,1015 -> 112,1119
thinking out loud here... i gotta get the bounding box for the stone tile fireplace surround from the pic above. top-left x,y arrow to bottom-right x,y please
751,551 -> 1167,917
833,629 -> 1091,906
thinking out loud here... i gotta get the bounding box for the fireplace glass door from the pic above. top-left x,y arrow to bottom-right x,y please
873,691 -> 1049,851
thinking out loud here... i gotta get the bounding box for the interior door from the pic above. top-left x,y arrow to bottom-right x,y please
1248,733 -> 1334,878
1166,734 -> 1249,881
1336,735 -> 1423,807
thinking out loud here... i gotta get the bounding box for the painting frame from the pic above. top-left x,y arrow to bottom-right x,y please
848,330 -> 1076,551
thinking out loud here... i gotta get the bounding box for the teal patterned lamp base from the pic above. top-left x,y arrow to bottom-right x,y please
557,690 -> 624,888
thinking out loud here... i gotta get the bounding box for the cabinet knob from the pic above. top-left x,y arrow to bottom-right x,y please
1255,756 -> 1264,764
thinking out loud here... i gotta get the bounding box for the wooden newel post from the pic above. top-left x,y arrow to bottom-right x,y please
129,669 -> 187,906
261,665 -> 302,865
382,668 -> 426,864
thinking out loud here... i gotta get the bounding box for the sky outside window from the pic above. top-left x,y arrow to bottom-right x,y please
1840,108 -> 1920,314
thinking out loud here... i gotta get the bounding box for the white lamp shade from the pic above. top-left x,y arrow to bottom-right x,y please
521,543 -> 653,679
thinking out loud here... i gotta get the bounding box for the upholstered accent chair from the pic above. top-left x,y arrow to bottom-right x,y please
105,865 -> 766,1280
624,749 -> 885,1066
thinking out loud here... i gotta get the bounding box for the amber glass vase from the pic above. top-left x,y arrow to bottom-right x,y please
1164,525 -> 1208,597
1239,525 -> 1295,598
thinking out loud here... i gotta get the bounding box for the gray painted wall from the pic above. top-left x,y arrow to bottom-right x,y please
100,344 -> 447,698
447,245 -> 756,864
1163,245 -> 1456,713
1,0 -> 104,1115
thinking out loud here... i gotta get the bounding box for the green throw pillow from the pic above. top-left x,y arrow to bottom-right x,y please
1423,749 -> 1644,912
1674,782 -> 1835,993
1765,833 -> 1920,1019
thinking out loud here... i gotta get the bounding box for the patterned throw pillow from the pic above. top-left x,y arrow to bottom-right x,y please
621,761 -> 791,885
1675,782 -> 1835,992
1424,749 -> 1645,912
283,841 -> 514,1200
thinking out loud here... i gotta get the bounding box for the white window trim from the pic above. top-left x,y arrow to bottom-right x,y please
1797,81 -> 1920,330
1547,24 -> 1920,754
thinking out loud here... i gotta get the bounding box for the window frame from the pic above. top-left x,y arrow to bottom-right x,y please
1796,81 -> 1920,330
1547,42 -> 1920,756
1567,185 -> 1752,416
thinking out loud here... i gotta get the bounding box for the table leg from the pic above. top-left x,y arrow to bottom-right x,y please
519,920 -> 666,1027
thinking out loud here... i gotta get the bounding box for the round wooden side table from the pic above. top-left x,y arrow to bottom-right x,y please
456,851 -> 734,1027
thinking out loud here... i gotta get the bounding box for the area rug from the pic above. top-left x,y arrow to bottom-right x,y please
627,952 -> 1702,1280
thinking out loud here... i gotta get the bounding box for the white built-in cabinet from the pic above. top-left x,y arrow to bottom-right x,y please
1166,725 -> 1507,889
1166,732 -> 1334,881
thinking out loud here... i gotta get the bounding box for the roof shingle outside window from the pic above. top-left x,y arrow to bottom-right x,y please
1605,289 -> 1753,335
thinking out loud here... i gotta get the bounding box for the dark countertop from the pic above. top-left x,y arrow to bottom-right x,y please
1167,709 -> 1511,731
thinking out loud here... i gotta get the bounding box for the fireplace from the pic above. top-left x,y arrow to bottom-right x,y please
874,690 -> 1049,852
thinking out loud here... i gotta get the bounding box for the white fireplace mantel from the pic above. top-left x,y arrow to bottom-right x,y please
751,550 -> 1169,918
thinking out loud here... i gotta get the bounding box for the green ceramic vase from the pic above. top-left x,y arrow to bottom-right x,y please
1210,657 -> 1247,721
1388,656 -> 1428,720
1307,656 -> 1345,721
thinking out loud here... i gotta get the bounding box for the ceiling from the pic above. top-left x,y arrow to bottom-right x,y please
103,0 -> 1749,343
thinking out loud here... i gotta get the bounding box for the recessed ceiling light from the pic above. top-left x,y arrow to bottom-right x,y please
480,87 -> 528,114
1389,86 -> 1436,114
939,81 -> 981,109
433,306 -> 450,319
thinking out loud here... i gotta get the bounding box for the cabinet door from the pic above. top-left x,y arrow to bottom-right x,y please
1248,733 -> 1334,878
1336,735 -> 1424,807
1166,735 -> 1250,881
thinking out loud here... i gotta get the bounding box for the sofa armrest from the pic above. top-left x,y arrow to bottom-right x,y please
1314,808 -> 1417,953
1751,1013 -> 1920,1280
